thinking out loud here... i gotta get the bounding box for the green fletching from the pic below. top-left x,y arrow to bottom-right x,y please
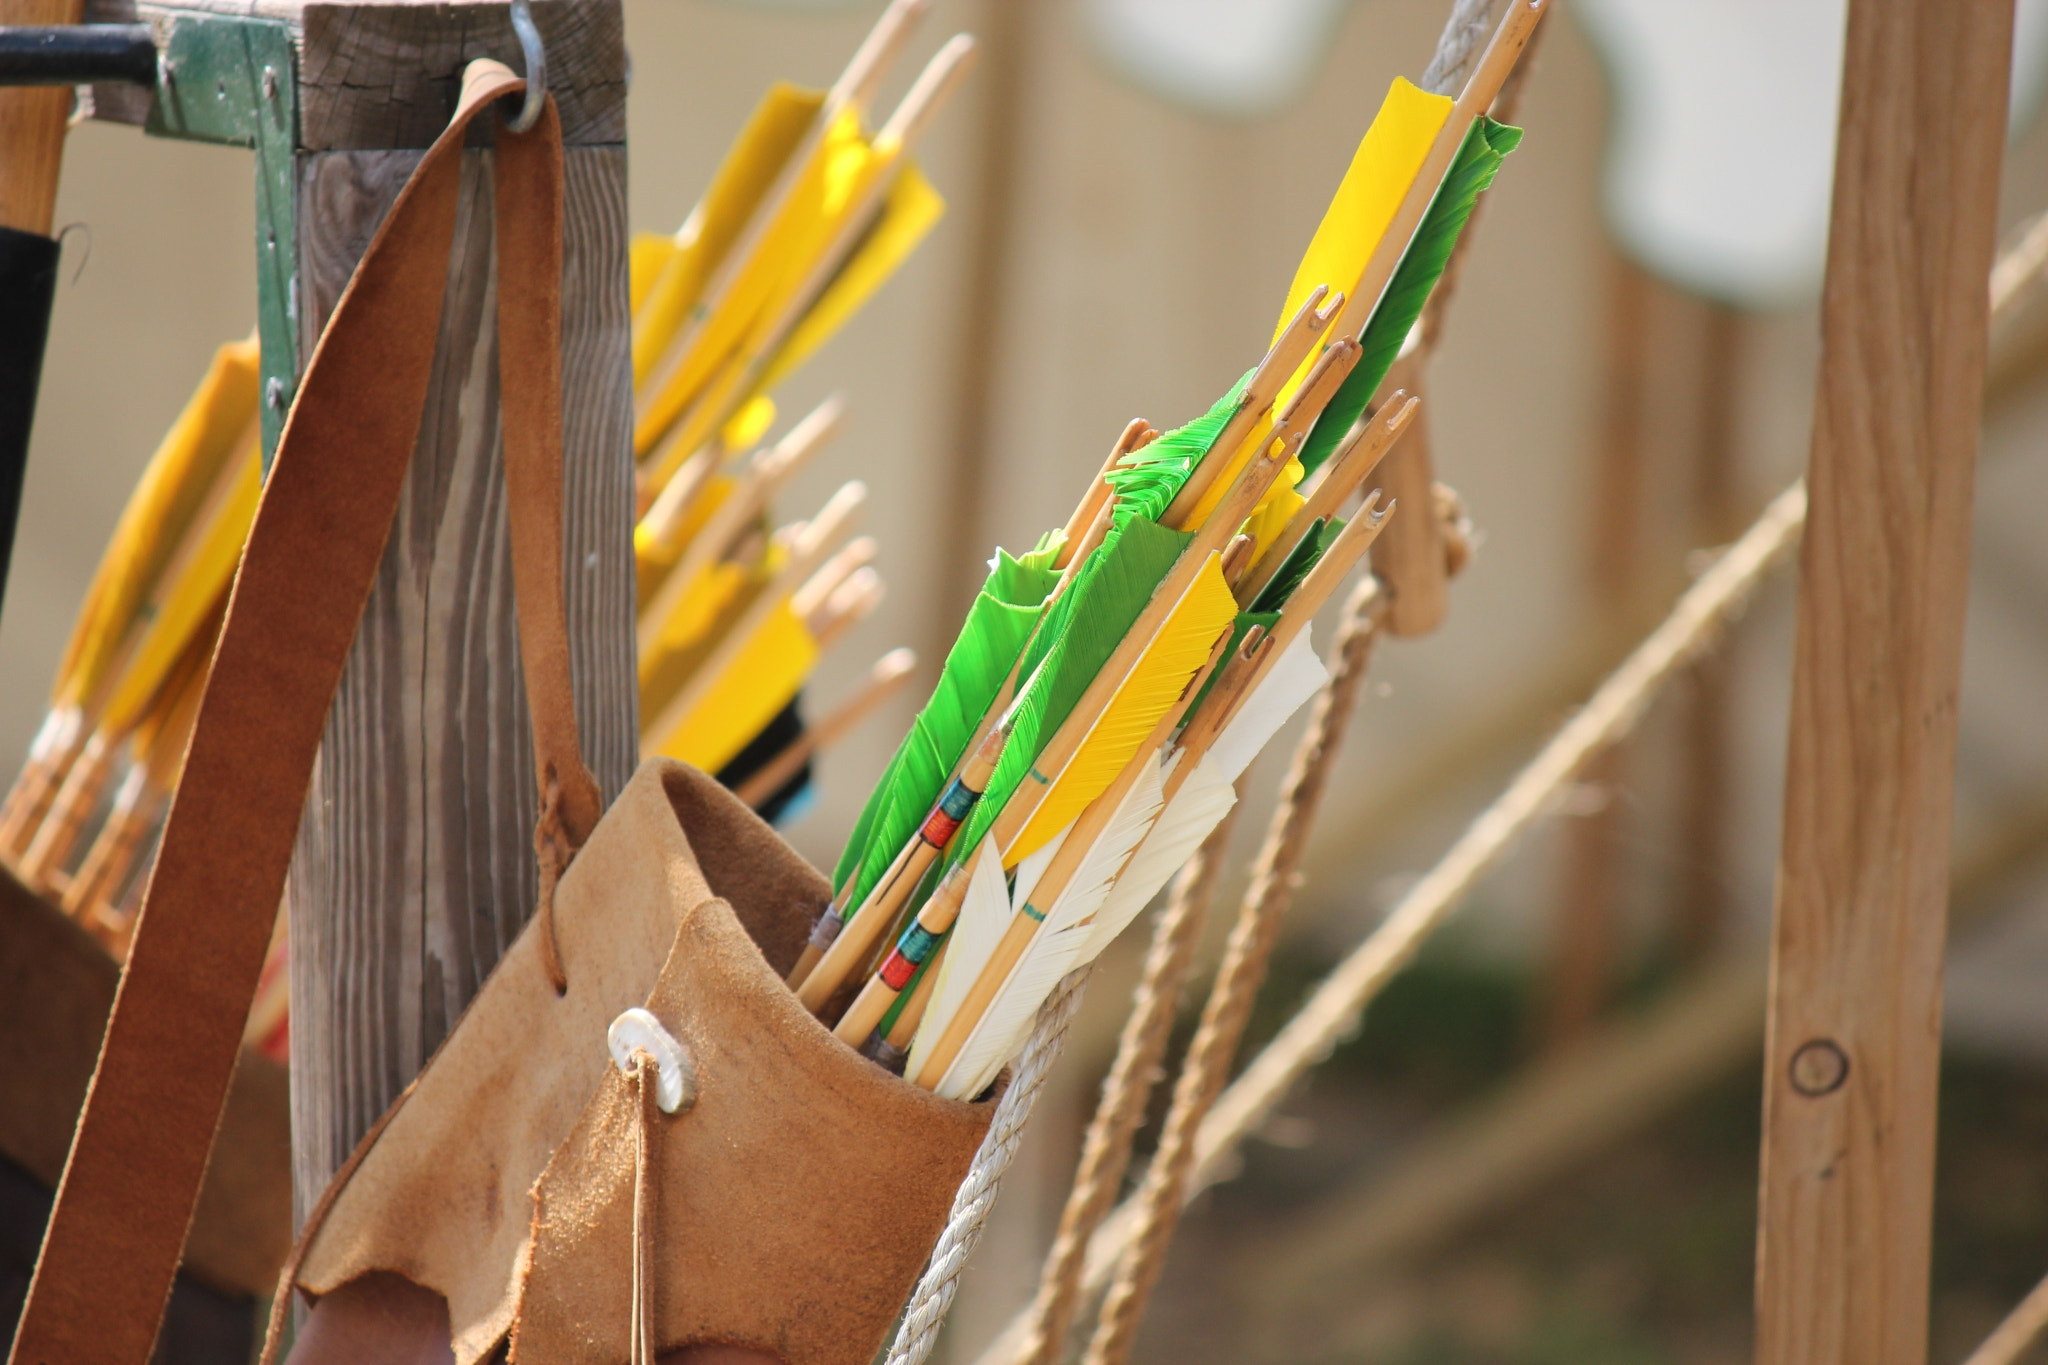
1250,515 -> 1340,615
950,515 -> 1192,864
833,544 -> 1062,903
1299,116 -> 1523,476
1104,369 -> 1254,530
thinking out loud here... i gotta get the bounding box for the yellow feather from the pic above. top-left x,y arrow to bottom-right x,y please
632,82 -> 825,386
1244,473 -> 1306,564
634,471 -> 737,605
98,426 -> 260,735
58,336 -> 259,711
638,557 -> 754,720
1009,552 -> 1239,862
636,106 -> 873,469
652,597 -> 819,774
628,232 -> 678,318
1180,79 -> 1447,532
720,394 -> 777,453
756,160 -> 945,395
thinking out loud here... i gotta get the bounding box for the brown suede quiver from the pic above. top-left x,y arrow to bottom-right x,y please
297,761 -> 995,1365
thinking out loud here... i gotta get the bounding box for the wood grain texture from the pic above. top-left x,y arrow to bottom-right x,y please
1754,3 -> 2013,1363
0,0 -> 85,235
286,142 -> 633,1221
82,0 -> 625,149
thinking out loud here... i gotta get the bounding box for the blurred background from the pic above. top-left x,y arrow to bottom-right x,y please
6,0 -> 2048,1359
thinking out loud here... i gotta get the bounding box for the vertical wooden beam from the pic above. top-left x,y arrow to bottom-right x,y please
1544,250 -> 1651,1045
282,0 -> 634,1220
1675,300 -> 1744,960
1754,3 -> 2011,1362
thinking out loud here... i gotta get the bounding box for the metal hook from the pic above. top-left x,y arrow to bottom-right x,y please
505,0 -> 546,133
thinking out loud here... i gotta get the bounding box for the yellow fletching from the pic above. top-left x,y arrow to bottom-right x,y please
1009,553 -> 1239,862
721,394 -> 777,453
1178,81 -> 1445,535
632,83 -> 825,386
1245,473 -> 1306,565
638,557 -> 752,717
758,160 -> 945,396
634,472 -> 737,605
629,232 -> 678,318
1271,77 -> 1449,410
652,598 -> 818,774
59,336 -> 259,710
636,106 -> 871,468
100,430 -> 260,735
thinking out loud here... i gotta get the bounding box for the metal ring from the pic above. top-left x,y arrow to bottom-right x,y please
505,0 -> 546,134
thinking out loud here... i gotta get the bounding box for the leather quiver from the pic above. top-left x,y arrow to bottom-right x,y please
296,760 -> 996,1365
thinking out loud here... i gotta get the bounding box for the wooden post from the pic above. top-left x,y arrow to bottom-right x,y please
277,0 -> 633,1220
1754,3 -> 2011,1363
93,0 -> 645,1220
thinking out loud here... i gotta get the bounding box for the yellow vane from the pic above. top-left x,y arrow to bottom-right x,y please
651,596 -> 819,774
1180,78 -> 1448,532
1009,552 -> 1239,862
636,105 -> 874,466
638,557 -> 757,721
757,160 -> 945,396
57,336 -> 259,712
97,429 -> 260,736
632,81 -> 827,386
634,470 -> 737,605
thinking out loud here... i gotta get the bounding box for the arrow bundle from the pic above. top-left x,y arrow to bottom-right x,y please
630,0 -> 973,821
0,0 -> 974,1060
795,24 -> 1532,1100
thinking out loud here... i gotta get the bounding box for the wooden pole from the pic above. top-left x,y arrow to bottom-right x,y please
234,0 -> 638,1221
1753,3 -> 2011,1362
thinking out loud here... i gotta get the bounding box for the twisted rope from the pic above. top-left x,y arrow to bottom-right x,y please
885,968 -> 1092,1365
1081,580 -> 1388,1365
1015,805 -> 1243,1365
1418,0 -> 1499,95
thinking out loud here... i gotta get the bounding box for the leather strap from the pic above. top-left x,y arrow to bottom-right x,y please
8,61 -> 599,1365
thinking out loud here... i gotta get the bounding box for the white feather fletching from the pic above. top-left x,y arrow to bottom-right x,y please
935,753 -> 1169,1100
1083,750 -> 1238,962
1207,624 -> 1328,782
906,835 -> 1009,1084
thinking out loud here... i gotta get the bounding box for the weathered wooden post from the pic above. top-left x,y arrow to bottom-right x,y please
1753,2 -> 2012,1362
86,0 -> 637,1223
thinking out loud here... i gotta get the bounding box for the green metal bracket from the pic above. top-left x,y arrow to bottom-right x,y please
145,14 -> 298,465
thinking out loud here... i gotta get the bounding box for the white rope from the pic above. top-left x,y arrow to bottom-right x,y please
1420,0 -> 1499,96
885,969 -> 1092,1365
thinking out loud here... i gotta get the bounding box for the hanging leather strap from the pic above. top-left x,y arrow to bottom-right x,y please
7,60 -> 601,1365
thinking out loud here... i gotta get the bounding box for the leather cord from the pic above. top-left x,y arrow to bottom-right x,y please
7,61 -> 597,1365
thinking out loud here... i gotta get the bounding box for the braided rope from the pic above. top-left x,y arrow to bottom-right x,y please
885,968 -> 1092,1365
1016,806 -> 1243,1365
1418,0 -> 1498,95
1081,581 -> 1388,1365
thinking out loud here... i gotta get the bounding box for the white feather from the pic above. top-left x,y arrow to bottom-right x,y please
1207,624 -> 1328,782
1010,820 -> 1071,908
936,754 -> 1169,1100
906,835 -> 1009,1083
1083,751 -> 1238,962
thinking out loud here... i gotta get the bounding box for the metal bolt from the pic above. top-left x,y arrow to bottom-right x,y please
262,66 -> 278,101
1788,1039 -> 1849,1097
267,378 -> 287,411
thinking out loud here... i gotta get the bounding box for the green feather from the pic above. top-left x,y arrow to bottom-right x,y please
1103,369 -> 1253,530
949,515 -> 1192,865
1299,116 -> 1523,475
1250,515 -> 1340,615
833,538 -> 1064,905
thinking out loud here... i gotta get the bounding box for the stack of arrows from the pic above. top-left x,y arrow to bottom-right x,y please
792,14 -> 1535,1099
0,0 -> 978,1057
630,0 -> 974,820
